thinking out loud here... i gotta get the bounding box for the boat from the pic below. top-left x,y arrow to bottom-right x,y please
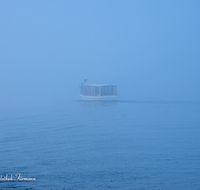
80,79 -> 118,100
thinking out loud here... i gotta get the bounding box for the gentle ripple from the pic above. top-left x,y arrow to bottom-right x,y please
0,101 -> 200,189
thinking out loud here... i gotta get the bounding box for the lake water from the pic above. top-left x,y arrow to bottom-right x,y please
0,101 -> 200,189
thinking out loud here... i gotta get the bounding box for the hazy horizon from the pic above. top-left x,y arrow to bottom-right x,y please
1,1 -> 200,111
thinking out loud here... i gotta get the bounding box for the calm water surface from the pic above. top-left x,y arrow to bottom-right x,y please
0,101 -> 200,189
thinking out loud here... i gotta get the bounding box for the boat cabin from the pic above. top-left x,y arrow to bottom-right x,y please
80,84 -> 117,96
79,79 -> 118,100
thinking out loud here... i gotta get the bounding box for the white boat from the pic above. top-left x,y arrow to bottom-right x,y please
80,79 -> 118,101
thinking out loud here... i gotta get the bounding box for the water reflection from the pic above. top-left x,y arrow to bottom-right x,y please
77,100 -> 118,107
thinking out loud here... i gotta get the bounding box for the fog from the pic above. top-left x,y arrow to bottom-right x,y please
1,1 -> 200,111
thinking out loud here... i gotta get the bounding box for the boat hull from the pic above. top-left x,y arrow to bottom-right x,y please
80,94 -> 118,101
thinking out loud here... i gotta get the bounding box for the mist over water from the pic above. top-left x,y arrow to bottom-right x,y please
1,1 -> 200,111
1,1 -> 200,189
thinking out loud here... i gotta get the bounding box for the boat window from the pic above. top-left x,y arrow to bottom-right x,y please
81,85 -> 117,96
80,86 -> 89,95
95,87 -> 100,95
113,86 -> 117,95
101,86 -> 112,96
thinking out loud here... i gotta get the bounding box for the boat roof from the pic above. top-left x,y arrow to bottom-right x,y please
81,84 -> 117,87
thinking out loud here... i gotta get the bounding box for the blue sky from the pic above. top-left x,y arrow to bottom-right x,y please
0,1 -> 200,110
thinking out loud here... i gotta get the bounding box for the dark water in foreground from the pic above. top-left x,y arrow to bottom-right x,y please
0,101 -> 200,190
